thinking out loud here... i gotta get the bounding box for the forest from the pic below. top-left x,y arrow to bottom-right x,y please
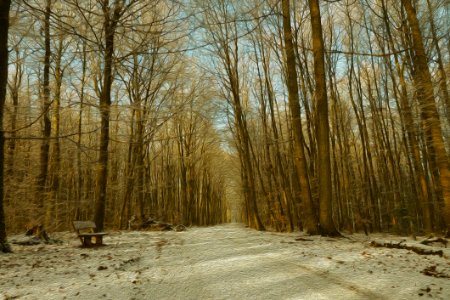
0,0 -> 449,254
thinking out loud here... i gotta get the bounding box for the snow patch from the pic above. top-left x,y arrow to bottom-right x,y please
1,224 -> 449,299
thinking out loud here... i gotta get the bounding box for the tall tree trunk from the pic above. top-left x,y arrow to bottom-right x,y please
308,0 -> 338,236
75,41 -> 87,221
281,0 -> 318,234
46,36 -> 64,229
401,0 -> 450,235
94,2 -> 123,232
37,0 -> 52,215
0,0 -> 12,253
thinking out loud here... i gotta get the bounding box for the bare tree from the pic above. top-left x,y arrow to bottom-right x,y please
307,0 -> 339,236
281,0 -> 318,234
401,0 -> 450,236
0,0 -> 12,253
92,0 -> 125,232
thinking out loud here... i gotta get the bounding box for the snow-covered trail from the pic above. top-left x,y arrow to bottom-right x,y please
1,223 -> 449,299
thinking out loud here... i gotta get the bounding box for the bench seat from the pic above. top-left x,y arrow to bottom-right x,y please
73,221 -> 107,247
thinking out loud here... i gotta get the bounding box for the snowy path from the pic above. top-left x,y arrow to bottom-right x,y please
1,223 -> 449,299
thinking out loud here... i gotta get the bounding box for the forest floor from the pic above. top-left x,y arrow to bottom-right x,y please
1,223 -> 449,300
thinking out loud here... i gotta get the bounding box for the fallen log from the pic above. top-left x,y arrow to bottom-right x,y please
421,265 -> 450,278
138,217 -> 187,232
11,224 -> 62,245
25,224 -> 49,242
370,240 -> 444,257
295,237 -> 314,242
420,237 -> 448,248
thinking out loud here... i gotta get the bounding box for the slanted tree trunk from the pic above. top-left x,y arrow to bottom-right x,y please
380,0 -> 432,233
425,0 -> 450,123
0,0 -> 12,253
281,0 -> 318,234
252,39 -> 286,230
401,0 -> 450,236
202,2 -> 264,231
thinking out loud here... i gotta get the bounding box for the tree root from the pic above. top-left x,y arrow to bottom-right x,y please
1,241 -> 12,253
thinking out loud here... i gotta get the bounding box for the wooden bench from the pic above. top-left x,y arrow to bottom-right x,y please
72,221 -> 107,247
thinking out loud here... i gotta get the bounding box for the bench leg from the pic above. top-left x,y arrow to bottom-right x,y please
83,236 -> 93,247
95,235 -> 103,245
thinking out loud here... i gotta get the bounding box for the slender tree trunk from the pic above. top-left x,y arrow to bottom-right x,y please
6,47 -> 21,176
254,31 -> 291,229
37,0 -> 52,215
135,102 -> 145,223
119,108 -> 135,229
217,18 -> 264,231
46,37 -> 64,229
75,41 -> 87,221
282,0 -> 318,234
0,0 -> 12,253
401,0 -> 450,235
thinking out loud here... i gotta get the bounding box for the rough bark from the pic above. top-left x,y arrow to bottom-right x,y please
401,0 -> 450,236
94,1 -> 123,232
46,36 -> 64,229
308,0 -> 339,236
282,0 -> 318,234
37,0 -> 52,214
0,0 -> 12,253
